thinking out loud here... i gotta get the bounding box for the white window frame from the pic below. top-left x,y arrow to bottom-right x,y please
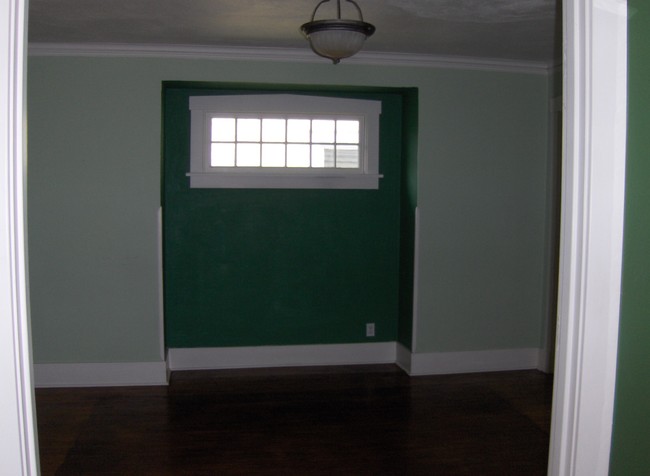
188,94 -> 383,189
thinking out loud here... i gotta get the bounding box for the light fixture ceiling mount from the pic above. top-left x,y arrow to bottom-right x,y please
300,0 -> 376,64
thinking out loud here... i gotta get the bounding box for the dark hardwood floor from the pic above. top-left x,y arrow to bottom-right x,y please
35,365 -> 553,475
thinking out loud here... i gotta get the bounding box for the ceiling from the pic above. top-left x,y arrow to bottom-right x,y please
28,0 -> 562,65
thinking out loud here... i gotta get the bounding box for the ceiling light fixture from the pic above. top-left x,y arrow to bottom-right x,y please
300,0 -> 375,64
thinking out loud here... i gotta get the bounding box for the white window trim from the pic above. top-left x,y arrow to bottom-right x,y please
188,94 -> 383,189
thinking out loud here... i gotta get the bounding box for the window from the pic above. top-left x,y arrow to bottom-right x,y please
188,94 -> 382,189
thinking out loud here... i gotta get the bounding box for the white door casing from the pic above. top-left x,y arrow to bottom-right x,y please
0,0 -> 40,474
548,0 -> 627,475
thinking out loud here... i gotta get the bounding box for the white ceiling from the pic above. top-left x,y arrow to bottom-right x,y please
28,0 -> 562,64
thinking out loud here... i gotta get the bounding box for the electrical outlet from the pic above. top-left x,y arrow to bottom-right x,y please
366,322 -> 375,337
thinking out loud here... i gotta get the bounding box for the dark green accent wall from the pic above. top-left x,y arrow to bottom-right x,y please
609,2 -> 650,474
163,83 -> 416,348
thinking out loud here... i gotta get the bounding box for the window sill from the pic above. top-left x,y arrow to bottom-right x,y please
186,172 -> 383,190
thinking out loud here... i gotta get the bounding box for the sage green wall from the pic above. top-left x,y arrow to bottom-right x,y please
415,72 -> 551,352
609,1 -> 650,474
27,55 -> 550,363
27,59 -> 163,363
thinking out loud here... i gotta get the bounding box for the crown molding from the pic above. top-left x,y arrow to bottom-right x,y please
28,42 -> 552,75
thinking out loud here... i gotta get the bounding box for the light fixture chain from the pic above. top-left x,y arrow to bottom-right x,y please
345,0 -> 364,21
311,0 -> 366,22
311,0 -> 331,22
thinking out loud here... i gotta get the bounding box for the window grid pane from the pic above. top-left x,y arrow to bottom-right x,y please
262,118 -> 286,143
287,144 -> 310,167
212,118 -> 236,142
312,120 -> 335,143
236,143 -> 261,167
211,143 -> 235,166
237,118 -> 261,142
262,143 -> 286,167
287,119 -> 311,143
210,115 -> 361,169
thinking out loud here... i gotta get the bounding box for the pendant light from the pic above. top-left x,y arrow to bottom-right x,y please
300,0 -> 375,64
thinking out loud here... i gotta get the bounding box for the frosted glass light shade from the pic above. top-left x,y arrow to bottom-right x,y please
301,18 -> 375,64
308,29 -> 367,62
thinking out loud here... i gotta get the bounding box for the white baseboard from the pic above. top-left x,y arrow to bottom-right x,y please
537,347 -> 555,374
33,346 -> 542,387
407,348 -> 541,376
395,342 -> 413,373
34,361 -> 169,388
167,342 -> 397,371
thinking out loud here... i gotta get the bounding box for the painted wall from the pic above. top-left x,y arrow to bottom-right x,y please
415,71 -> 551,352
26,55 -> 551,364
609,1 -> 650,474
163,85 -> 408,347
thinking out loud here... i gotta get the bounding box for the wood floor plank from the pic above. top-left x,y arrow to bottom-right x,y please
35,365 -> 553,475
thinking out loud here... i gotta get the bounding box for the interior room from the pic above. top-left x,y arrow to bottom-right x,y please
27,0 -> 562,389
1,0 -> 646,474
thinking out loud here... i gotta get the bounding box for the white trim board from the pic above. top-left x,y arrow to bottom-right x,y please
167,342 -> 397,371
28,345 -> 545,388
406,347 -> 541,376
0,0 -> 39,473
395,343 -> 413,374
34,362 -> 169,388
548,1 -> 627,475
27,42 -> 552,75
157,207 -> 165,361
30,345 -> 545,387
168,343 -> 543,376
